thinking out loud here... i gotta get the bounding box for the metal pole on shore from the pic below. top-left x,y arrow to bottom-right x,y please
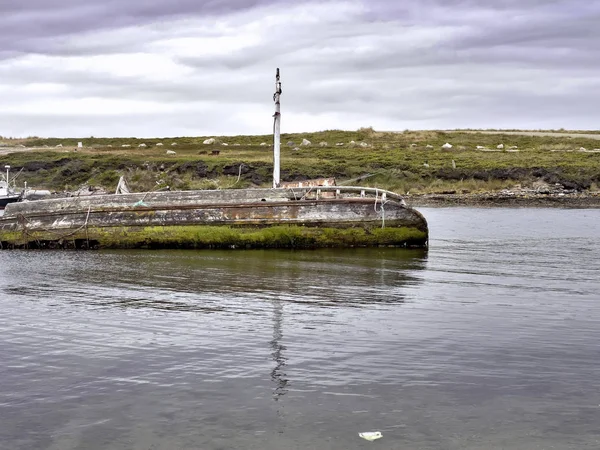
273,68 -> 282,188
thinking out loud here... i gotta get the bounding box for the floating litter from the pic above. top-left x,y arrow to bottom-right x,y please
359,431 -> 382,441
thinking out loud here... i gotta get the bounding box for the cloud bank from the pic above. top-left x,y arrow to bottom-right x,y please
1,0 -> 598,137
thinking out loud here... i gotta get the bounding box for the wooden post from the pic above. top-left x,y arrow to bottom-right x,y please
273,68 -> 282,188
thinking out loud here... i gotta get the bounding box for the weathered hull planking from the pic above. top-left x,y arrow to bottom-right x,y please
0,187 -> 428,249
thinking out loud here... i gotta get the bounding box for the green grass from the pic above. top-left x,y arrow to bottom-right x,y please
2,129 -> 600,194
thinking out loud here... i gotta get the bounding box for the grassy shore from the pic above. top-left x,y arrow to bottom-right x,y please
1,129 -> 599,203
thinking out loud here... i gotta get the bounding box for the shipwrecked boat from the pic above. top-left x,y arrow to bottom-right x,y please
0,70 -> 428,250
0,186 -> 428,249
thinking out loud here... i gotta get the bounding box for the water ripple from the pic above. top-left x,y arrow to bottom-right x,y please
1,209 -> 600,449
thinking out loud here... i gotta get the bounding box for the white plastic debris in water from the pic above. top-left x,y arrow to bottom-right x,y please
359,431 -> 382,441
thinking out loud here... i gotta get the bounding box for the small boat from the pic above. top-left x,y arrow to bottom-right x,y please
0,165 -> 22,215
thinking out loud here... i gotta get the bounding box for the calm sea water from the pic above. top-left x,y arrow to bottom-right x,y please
1,208 -> 599,450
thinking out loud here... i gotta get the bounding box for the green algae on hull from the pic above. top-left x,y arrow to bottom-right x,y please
0,224 -> 428,250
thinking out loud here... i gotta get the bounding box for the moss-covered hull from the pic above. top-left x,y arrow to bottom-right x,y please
0,187 -> 428,249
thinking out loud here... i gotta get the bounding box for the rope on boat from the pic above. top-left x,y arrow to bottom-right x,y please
16,214 -> 40,249
373,189 -> 388,228
231,164 -> 243,186
16,204 -> 93,247
84,205 -> 91,248
300,186 -> 314,200
133,182 -> 171,207
133,191 -> 150,207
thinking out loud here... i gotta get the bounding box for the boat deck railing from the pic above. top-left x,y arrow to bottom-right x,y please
284,185 -> 406,205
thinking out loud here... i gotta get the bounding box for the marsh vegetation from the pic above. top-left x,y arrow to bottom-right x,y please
1,128 -> 599,195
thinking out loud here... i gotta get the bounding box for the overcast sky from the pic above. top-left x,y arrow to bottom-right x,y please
1,0 -> 598,138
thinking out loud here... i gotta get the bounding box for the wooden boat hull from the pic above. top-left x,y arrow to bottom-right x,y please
0,187 -> 428,249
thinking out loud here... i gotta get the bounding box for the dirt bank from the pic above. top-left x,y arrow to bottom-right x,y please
406,192 -> 600,208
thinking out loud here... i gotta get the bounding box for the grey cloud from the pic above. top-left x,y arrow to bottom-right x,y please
2,0 -> 600,136
0,0 -> 283,57
447,13 -> 600,51
174,1 -> 600,73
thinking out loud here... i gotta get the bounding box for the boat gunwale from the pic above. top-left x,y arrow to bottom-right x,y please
2,185 -> 409,218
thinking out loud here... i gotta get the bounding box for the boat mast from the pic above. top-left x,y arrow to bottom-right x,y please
273,68 -> 282,188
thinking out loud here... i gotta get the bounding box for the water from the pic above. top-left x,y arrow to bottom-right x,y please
1,208 -> 599,450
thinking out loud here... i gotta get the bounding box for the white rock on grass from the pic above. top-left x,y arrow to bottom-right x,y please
222,143 -> 229,146
359,142 -> 369,147
203,138 -> 216,144
441,143 -> 453,149
260,142 -> 267,146
301,138 -> 311,146
336,142 -> 344,146
138,143 -> 147,148
166,150 -> 176,155
156,143 -> 164,146
121,144 -> 131,148
171,143 -> 177,146
319,141 -> 328,147
476,145 -> 485,149
497,144 -> 504,149
426,144 -> 434,149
